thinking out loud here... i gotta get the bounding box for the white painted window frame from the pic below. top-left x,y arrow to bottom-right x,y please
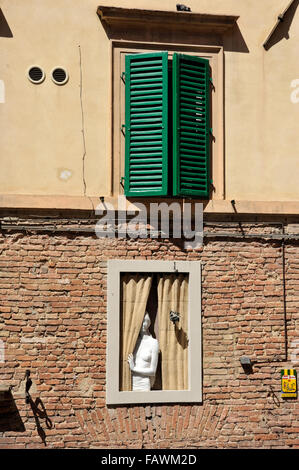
106,259 -> 202,405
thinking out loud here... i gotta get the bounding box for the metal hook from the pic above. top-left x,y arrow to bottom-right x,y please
170,311 -> 180,324
25,369 -> 32,404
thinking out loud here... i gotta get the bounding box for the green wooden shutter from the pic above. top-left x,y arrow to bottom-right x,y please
124,52 -> 169,197
173,53 -> 210,198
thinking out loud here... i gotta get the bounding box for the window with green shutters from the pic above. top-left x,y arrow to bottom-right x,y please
124,51 -> 211,198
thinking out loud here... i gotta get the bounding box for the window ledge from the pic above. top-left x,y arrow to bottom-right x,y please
1,194 -> 299,216
97,6 -> 239,34
0,385 -> 12,398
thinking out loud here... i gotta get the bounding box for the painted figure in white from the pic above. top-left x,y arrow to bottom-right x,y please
128,312 -> 159,391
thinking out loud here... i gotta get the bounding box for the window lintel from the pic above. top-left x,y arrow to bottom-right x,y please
97,6 -> 239,35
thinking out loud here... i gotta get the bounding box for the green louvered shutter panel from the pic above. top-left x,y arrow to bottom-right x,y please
173,53 -> 210,198
124,52 -> 169,197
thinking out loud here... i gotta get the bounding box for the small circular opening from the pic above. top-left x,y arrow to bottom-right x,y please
51,67 -> 68,85
27,66 -> 45,84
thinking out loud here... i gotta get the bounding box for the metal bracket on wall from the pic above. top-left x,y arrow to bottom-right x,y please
25,370 -> 32,404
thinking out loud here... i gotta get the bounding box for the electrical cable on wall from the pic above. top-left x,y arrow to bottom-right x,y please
78,45 -> 95,213
79,44 -> 87,197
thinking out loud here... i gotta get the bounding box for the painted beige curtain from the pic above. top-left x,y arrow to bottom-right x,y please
120,273 -> 152,391
158,274 -> 189,390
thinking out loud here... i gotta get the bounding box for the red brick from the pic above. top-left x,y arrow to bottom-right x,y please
0,229 -> 298,448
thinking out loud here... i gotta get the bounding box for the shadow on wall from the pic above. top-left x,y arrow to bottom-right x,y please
25,371 -> 53,447
263,0 -> 299,51
28,396 -> 53,447
223,23 -> 249,53
0,8 -> 13,37
0,389 -> 25,432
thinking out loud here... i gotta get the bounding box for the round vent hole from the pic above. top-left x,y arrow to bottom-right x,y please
27,66 -> 45,84
51,67 -> 68,85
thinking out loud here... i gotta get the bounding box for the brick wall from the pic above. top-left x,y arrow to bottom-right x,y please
0,228 -> 298,448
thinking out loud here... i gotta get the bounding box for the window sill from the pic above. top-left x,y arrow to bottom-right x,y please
0,194 -> 299,216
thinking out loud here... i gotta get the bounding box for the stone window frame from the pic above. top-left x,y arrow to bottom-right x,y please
111,40 -> 224,201
106,259 -> 202,405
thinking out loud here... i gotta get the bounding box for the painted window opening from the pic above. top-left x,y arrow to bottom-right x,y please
124,52 -> 211,198
120,272 -> 189,392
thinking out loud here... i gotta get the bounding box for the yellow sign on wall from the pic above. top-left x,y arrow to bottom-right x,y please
281,369 -> 297,398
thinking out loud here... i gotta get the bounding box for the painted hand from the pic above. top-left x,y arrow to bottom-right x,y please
127,353 -> 134,371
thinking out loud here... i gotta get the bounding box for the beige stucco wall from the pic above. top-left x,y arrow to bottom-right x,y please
223,0 -> 299,202
1,0 -> 298,206
1,0 -> 110,197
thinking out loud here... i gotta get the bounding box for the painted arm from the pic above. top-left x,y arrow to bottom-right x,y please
128,340 -> 159,377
